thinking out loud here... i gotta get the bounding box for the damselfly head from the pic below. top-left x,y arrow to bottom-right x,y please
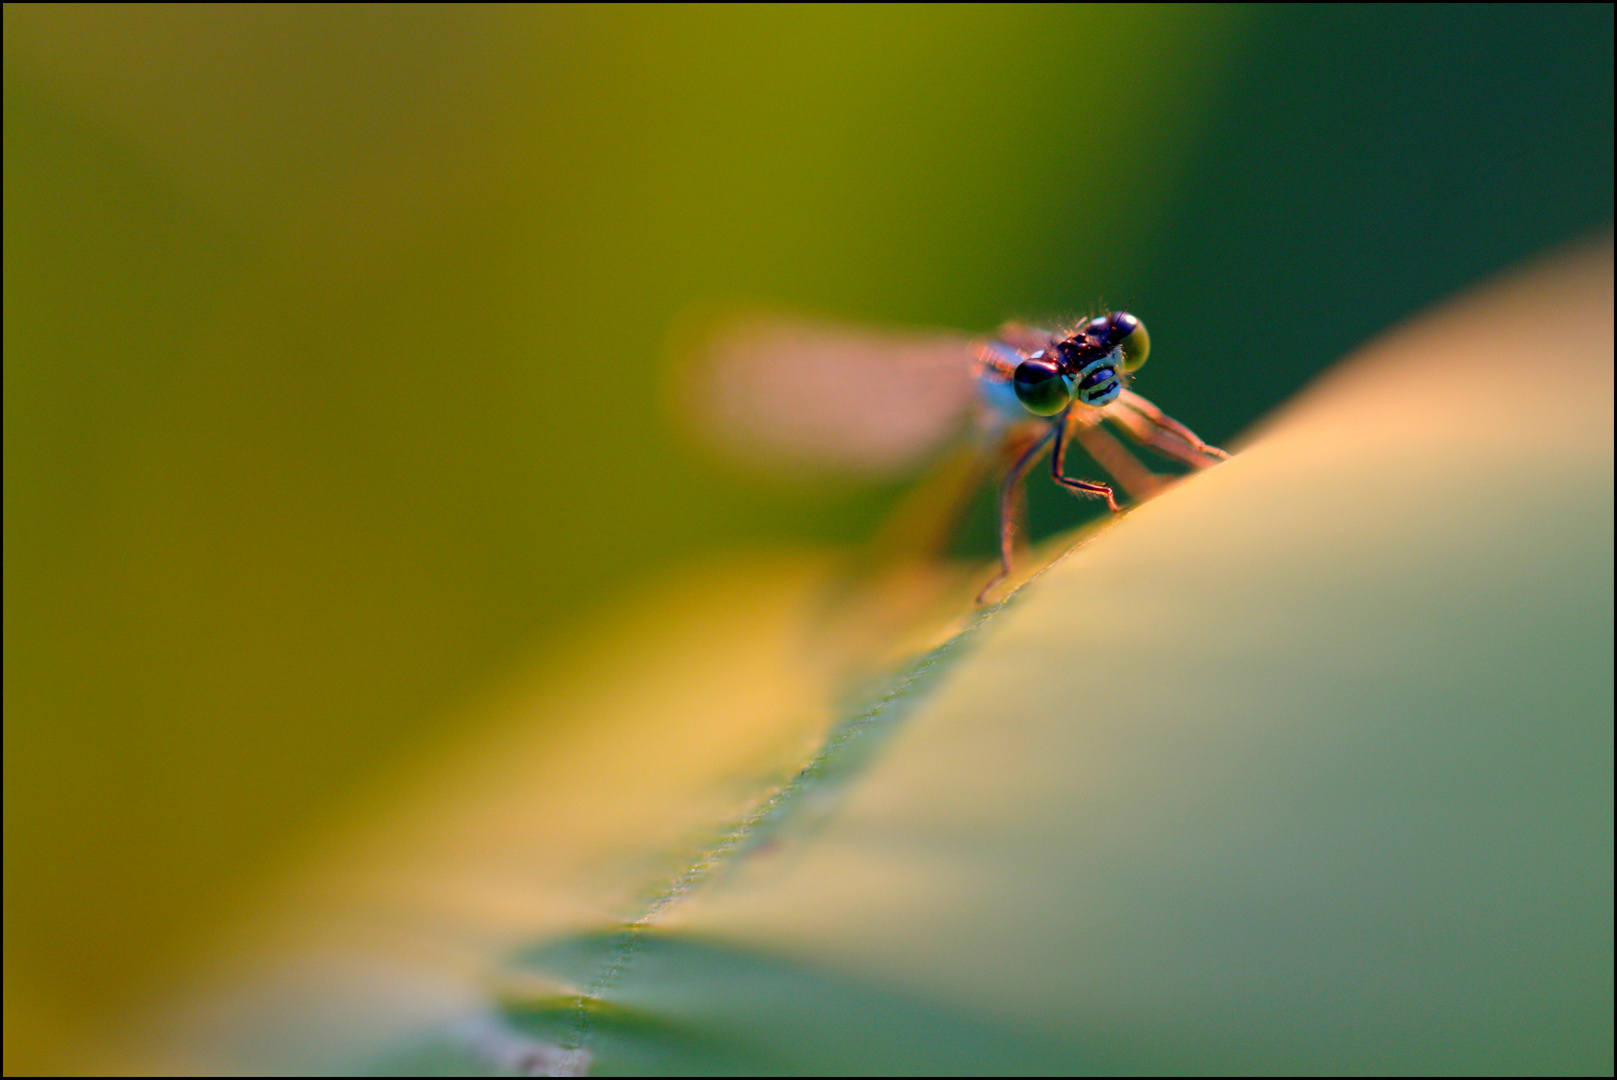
1019,312 -> 1143,414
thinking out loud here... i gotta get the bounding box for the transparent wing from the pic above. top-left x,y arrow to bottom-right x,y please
992,321 -> 1059,355
672,310 -> 984,480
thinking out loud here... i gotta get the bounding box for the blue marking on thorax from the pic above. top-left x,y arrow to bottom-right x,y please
976,352 -> 1029,422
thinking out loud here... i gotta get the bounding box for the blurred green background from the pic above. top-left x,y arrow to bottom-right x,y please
4,3 -> 1612,1066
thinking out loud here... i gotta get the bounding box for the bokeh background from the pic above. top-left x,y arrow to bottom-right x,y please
5,4 -> 1612,1071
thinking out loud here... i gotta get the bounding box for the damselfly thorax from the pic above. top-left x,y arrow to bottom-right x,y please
680,310 -> 1227,604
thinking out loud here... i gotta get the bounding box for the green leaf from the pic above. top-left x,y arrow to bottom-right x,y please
155,240 -> 1612,1075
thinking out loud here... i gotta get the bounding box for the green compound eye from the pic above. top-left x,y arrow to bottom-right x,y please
1111,312 -> 1150,373
1013,358 -> 1075,416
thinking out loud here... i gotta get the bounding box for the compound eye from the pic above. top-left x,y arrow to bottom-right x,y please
1110,312 -> 1150,372
1013,359 -> 1074,416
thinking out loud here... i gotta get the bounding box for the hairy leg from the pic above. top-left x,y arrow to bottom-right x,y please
976,425 -> 1057,604
1051,410 -> 1121,513
1112,389 -> 1230,467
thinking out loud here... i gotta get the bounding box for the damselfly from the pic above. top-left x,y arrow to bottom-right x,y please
683,310 -> 1228,603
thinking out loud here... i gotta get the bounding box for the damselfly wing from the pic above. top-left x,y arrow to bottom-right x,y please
677,310 -> 1227,603
680,311 -> 983,478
